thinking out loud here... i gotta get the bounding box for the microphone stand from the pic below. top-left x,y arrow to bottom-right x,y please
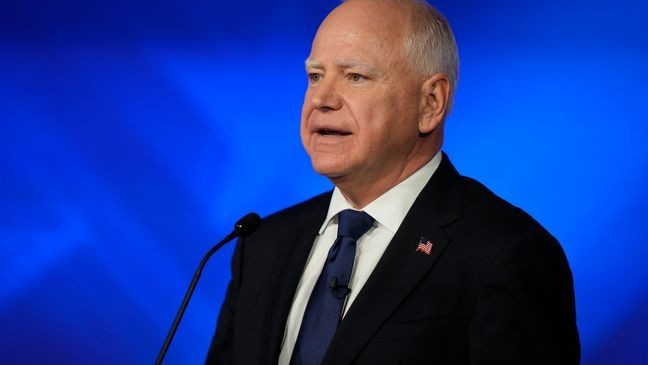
155,213 -> 260,365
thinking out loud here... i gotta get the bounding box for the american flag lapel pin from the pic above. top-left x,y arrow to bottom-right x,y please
415,237 -> 433,255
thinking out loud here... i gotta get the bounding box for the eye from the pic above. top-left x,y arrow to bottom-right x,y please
348,73 -> 366,82
308,73 -> 322,82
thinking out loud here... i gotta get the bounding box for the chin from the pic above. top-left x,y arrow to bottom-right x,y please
310,159 -> 347,179
312,165 -> 342,178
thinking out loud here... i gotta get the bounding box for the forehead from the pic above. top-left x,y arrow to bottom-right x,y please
308,1 -> 411,67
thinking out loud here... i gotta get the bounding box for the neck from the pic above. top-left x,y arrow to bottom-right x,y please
332,150 -> 438,209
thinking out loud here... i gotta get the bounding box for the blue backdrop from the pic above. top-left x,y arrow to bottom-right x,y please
1,0 -> 646,364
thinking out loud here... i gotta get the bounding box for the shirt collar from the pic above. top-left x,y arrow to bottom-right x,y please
319,151 -> 443,234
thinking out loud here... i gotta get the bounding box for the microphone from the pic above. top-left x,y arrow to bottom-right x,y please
329,276 -> 353,322
328,276 -> 352,299
155,212 -> 261,365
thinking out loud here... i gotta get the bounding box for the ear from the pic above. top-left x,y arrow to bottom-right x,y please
418,73 -> 450,135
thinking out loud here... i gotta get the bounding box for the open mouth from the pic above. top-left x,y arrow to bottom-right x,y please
316,128 -> 351,136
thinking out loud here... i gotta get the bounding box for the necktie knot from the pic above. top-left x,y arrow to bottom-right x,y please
337,209 -> 374,241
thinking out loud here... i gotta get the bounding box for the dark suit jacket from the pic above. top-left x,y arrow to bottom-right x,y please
206,154 -> 580,364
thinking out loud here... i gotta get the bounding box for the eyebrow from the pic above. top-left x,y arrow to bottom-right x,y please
305,58 -> 380,75
305,59 -> 322,69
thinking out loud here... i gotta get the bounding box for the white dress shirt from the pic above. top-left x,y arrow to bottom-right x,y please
278,152 -> 442,364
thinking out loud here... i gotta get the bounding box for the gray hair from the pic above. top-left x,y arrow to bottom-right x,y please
405,0 -> 460,111
339,0 -> 460,110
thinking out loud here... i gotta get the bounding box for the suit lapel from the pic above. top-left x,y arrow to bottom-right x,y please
260,193 -> 332,364
323,154 -> 464,364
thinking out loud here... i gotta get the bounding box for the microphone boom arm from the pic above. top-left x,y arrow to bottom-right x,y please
155,212 -> 261,365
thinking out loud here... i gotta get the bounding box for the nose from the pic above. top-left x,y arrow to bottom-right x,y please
310,77 -> 342,111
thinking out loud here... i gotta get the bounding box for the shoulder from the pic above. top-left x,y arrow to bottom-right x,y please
256,191 -> 331,230
240,190 -> 332,247
459,175 -> 555,242
264,190 -> 332,221
233,190 -> 332,276
452,175 -> 569,273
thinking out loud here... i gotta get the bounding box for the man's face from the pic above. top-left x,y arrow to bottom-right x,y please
300,1 -> 424,190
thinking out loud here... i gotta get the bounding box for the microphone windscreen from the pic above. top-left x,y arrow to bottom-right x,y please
234,212 -> 262,237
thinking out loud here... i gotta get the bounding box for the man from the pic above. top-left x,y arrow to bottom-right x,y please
207,0 -> 580,364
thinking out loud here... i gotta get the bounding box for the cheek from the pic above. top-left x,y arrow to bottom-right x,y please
301,90 -> 312,116
346,97 -> 375,130
351,101 -> 391,140
359,107 -> 414,152
300,97 -> 313,145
